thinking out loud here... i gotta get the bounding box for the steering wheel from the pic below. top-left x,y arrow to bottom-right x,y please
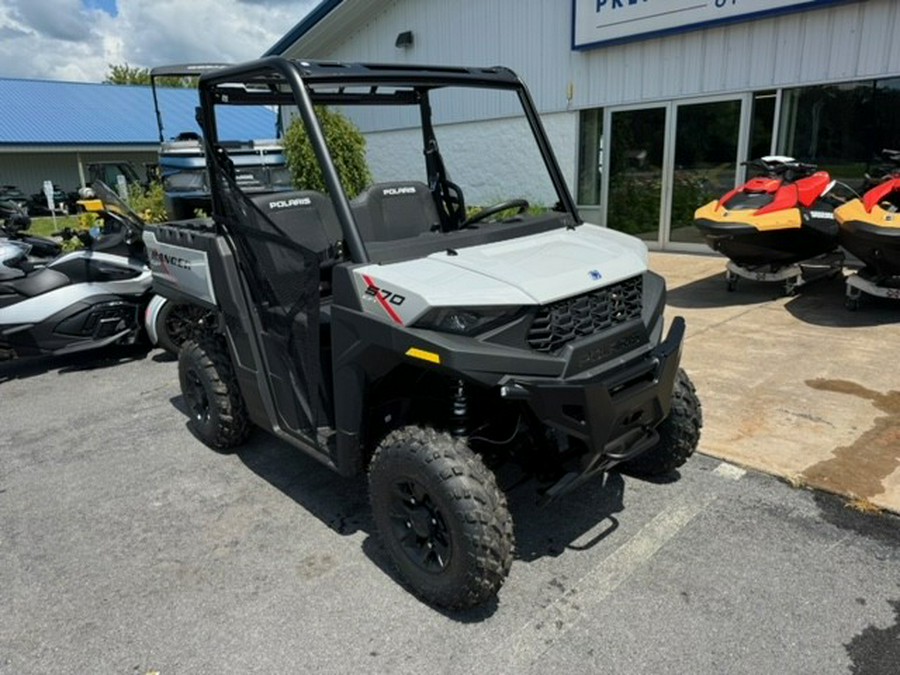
464,199 -> 530,226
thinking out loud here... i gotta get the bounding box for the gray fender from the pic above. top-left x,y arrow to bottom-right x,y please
144,294 -> 168,346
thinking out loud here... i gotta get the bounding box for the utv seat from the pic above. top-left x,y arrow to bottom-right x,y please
350,181 -> 441,242
249,190 -> 343,254
248,190 -> 344,305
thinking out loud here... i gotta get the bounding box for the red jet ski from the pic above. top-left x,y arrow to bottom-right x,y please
835,149 -> 900,309
694,156 -> 849,294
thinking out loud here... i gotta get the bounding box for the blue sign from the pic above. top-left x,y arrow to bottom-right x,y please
572,0 -> 850,50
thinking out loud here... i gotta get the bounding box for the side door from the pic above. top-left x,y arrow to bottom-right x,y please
214,172 -> 329,446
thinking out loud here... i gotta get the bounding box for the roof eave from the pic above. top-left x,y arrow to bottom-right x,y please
0,144 -> 159,153
262,0 -> 344,56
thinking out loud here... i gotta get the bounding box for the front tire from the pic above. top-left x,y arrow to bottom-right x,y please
369,426 -> 514,610
178,337 -> 250,451
620,368 -> 702,476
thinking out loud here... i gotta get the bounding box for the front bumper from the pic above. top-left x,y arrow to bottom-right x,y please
501,316 -> 685,501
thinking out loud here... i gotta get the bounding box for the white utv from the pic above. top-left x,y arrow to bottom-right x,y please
143,57 -> 702,610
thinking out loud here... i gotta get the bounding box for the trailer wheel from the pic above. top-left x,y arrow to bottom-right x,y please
369,426 -> 514,610
178,337 -> 250,451
620,368 -> 702,477
783,278 -> 799,296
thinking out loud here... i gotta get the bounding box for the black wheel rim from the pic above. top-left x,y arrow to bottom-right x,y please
183,368 -> 210,425
388,479 -> 452,573
165,312 -> 191,347
165,306 -> 209,349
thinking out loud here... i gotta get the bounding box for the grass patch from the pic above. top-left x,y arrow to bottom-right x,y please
784,473 -> 807,489
25,215 -> 81,237
844,496 -> 883,515
21,215 -> 92,252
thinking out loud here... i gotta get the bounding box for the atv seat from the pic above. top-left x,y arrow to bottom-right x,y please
350,181 -> 441,242
248,190 -> 344,303
249,190 -> 343,254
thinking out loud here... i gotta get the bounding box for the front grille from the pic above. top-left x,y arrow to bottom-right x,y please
527,276 -> 643,353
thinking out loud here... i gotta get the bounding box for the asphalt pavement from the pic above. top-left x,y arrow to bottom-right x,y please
1,344 -> 898,674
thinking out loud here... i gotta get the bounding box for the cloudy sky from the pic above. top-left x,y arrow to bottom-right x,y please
0,0 -> 318,82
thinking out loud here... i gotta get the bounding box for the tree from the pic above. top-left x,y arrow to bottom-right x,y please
283,107 -> 371,198
103,63 -> 192,87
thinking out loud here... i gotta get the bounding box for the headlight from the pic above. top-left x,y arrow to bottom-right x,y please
415,306 -> 521,336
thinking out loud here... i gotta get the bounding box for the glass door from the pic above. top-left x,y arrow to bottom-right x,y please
667,99 -> 743,245
600,96 -> 753,249
604,106 -> 667,243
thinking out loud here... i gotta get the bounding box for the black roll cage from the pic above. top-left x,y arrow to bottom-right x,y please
196,56 -> 581,266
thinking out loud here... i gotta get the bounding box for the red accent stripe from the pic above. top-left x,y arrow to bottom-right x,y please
363,274 -> 404,325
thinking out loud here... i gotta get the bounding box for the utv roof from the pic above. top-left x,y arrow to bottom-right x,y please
196,55 -> 571,267
149,63 -> 230,79
199,57 -> 522,91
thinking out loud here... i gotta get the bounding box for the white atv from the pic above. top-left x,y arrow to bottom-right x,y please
143,57 -> 702,610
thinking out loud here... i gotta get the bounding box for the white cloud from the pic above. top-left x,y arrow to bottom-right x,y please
0,0 -> 317,82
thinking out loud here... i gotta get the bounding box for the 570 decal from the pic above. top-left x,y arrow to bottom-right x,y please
362,275 -> 406,325
364,284 -> 406,306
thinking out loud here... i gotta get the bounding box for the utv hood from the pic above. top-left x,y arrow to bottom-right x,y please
352,224 -> 649,326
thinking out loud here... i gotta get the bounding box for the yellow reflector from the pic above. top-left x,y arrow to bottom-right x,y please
405,347 -> 441,364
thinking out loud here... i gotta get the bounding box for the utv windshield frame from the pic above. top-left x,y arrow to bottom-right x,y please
196,56 -> 581,265
149,63 -> 230,144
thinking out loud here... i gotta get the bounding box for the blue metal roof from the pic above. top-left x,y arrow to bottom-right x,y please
0,78 -> 279,146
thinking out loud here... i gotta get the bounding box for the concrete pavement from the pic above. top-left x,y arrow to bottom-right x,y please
651,251 -> 900,514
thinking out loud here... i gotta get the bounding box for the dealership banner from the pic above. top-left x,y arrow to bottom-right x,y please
572,0 -> 848,50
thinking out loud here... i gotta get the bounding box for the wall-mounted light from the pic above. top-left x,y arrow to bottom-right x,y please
395,31 -> 414,49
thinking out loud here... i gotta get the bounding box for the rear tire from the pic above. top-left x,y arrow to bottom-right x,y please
620,368 -> 702,477
178,336 -> 250,451
157,302 -> 213,355
369,426 -> 514,610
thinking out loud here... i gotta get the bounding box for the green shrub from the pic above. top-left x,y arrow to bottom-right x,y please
283,107 -> 371,198
127,182 -> 168,223
56,212 -> 99,252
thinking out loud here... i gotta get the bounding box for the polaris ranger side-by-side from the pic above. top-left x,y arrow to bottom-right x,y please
143,57 -> 701,610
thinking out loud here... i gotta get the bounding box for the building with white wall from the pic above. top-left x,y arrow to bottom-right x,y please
266,0 -> 900,250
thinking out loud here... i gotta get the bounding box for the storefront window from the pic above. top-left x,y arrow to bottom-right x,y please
608,107 -> 666,241
778,79 -> 900,189
748,90 -> 776,161
577,108 -> 603,205
670,100 -> 740,244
